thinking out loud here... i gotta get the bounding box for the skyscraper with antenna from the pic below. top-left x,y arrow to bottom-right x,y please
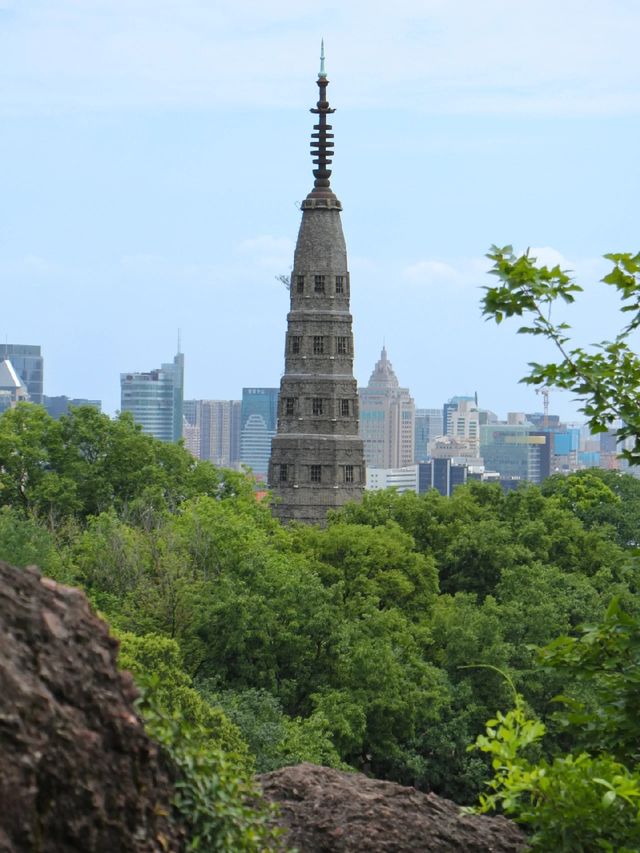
120,348 -> 184,443
269,45 -> 365,524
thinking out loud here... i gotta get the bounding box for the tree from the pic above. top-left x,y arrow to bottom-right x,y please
0,403 -> 260,525
118,631 -> 252,768
542,470 -> 640,548
470,694 -> 640,851
538,598 -> 640,762
483,247 -> 640,463
297,520 -> 439,617
470,602 -> 640,850
0,404 -> 75,519
198,686 -> 346,773
0,505 -> 72,582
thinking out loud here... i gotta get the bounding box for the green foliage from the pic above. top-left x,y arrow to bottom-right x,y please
136,683 -> 283,852
119,635 -> 281,849
471,605 -> 640,850
540,598 -> 640,762
5,396 -> 640,813
196,686 -> 346,773
75,511 -> 152,599
0,505 -> 73,582
471,697 -> 640,851
406,681 -> 495,802
0,404 -> 71,519
297,519 -> 439,616
118,632 -> 252,770
541,471 -> 620,517
483,245 -> 640,463
277,710 -> 349,769
334,480 -> 623,599
313,604 -> 449,777
542,469 -> 640,548
0,404 -> 255,524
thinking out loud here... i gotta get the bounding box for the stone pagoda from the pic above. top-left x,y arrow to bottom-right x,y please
269,46 -> 365,524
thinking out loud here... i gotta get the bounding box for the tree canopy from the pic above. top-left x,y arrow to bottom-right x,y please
1,398 -> 640,846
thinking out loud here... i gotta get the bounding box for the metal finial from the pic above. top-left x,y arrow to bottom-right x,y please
319,39 -> 327,79
304,42 -> 339,205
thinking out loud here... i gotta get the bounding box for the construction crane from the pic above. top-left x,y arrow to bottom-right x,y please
536,386 -> 550,429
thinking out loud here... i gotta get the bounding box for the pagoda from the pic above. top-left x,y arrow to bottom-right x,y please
269,45 -> 365,524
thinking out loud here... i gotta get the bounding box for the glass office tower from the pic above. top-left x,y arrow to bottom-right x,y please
120,352 -> 184,442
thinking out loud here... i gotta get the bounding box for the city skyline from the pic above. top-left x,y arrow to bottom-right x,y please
0,336 -> 620,430
2,2 -> 640,422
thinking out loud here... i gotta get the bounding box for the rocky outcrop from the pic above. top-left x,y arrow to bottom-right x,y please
259,763 -> 527,852
0,561 -> 183,853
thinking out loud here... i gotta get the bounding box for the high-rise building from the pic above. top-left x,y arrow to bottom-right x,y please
2,344 -> 43,404
241,388 -> 278,479
526,412 -> 562,431
480,421 -> 551,484
43,396 -> 102,420
359,347 -> 415,469
600,428 -> 619,455
430,435 -> 483,466
414,408 -> 442,461
418,459 -> 468,497
182,416 -> 200,458
184,399 -> 242,467
0,359 -> 29,412
269,47 -> 365,524
183,400 -> 198,429
182,400 -> 201,457
444,396 -> 480,449
479,409 -> 499,426
120,351 -> 184,442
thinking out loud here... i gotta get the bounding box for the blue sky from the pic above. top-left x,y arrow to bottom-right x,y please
2,0 -> 640,421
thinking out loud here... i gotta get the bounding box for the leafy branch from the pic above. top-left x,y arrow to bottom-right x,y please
483,246 -> 640,464
467,601 -> 640,850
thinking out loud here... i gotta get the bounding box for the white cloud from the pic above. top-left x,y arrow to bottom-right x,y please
403,257 -> 491,289
404,259 -> 460,284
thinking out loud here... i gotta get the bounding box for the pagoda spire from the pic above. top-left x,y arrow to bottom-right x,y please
305,40 -> 338,205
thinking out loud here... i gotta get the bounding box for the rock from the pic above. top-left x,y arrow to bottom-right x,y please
259,763 -> 527,852
0,562 -> 183,853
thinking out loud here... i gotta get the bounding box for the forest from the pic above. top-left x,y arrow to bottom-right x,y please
2,400 -> 640,849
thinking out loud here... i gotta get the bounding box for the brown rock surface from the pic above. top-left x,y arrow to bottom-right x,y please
0,561 -> 183,853
259,763 -> 527,852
